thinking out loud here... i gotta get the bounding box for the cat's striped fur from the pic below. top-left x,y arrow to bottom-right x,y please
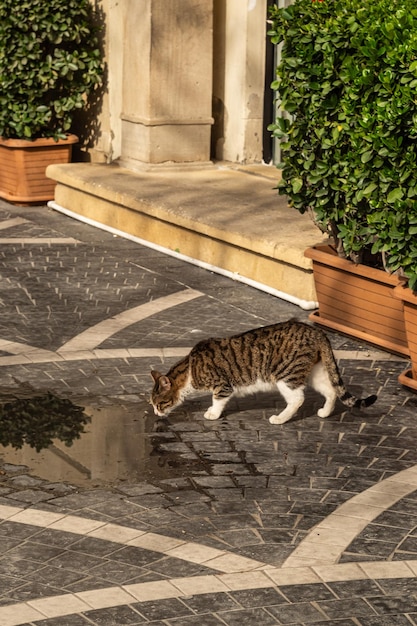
150,319 -> 377,424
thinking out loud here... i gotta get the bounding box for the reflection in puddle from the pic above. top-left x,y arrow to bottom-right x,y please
0,403 -> 201,487
0,393 -> 88,452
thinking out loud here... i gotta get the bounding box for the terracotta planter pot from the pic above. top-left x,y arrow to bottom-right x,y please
305,244 -> 409,356
394,285 -> 417,391
0,134 -> 78,205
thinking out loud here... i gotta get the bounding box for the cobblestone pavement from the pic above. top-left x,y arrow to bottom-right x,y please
0,200 -> 417,625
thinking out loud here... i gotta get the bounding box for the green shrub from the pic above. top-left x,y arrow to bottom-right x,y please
268,0 -> 417,291
0,0 -> 103,141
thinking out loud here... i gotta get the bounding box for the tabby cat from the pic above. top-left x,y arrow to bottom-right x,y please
150,319 -> 377,424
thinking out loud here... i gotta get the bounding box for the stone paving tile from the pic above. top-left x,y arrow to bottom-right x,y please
0,202 -> 417,625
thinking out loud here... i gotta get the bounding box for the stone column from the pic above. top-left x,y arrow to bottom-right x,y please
73,0 -> 126,164
213,0 -> 267,163
120,0 -> 214,166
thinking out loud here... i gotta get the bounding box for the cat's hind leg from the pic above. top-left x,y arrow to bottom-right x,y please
309,361 -> 337,418
269,381 -> 305,425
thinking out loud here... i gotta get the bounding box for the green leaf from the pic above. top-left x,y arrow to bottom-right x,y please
275,117 -> 290,133
408,275 -> 417,293
363,182 -> 378,196
292,177 -> 303,194
387,188 -> 404,203
361,150 -> 373,164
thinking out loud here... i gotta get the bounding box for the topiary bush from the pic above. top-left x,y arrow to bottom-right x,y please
268,0 -> 417,291
0,0 -> 103,141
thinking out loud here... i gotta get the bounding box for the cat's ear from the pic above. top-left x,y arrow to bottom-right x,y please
151,370 -> 161,383
159,375 -> 171,390
151,370 -> 171,391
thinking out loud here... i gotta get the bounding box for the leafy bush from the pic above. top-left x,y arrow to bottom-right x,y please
0,0 -> 103,141
268,0 -> 417,291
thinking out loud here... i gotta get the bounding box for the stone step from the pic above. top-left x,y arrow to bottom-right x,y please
47,162 -> 324,309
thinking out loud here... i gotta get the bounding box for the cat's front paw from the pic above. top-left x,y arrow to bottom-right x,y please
317,407 -> 331,418
204,407 -> 221,420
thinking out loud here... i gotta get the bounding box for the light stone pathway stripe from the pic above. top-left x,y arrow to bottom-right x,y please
0,339 -> 57,362
0,347 -> 407,367
0,346 -> 189,366
0,238 -> 79,244
0,217 -> 29,231
1,562 -> 417,626
0,288 -> 204,366
283,464 -> 417,568
59,289 -> 203,352
0,504 -> 267,573
333,349 -> 407,362
0,217 -> 79,243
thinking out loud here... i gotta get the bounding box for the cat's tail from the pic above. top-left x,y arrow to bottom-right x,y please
339,390 -> 378,409
320,338 -> 377,409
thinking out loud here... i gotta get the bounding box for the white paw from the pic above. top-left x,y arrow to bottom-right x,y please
204,407 -> 221,420
269,414 -> 289,425
317,408 -> 331,418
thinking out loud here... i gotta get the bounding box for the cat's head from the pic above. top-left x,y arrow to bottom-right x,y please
150,370 -> 180,416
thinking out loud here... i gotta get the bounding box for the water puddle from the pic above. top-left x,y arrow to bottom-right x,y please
0,396 -> 203,487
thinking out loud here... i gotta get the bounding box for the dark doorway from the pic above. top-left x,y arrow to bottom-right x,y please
263,0 -> 276,164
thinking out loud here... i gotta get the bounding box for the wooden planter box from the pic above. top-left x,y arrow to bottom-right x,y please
305,244 -> 409,356
0,134 -> 78,205
394,285 -> 417,391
